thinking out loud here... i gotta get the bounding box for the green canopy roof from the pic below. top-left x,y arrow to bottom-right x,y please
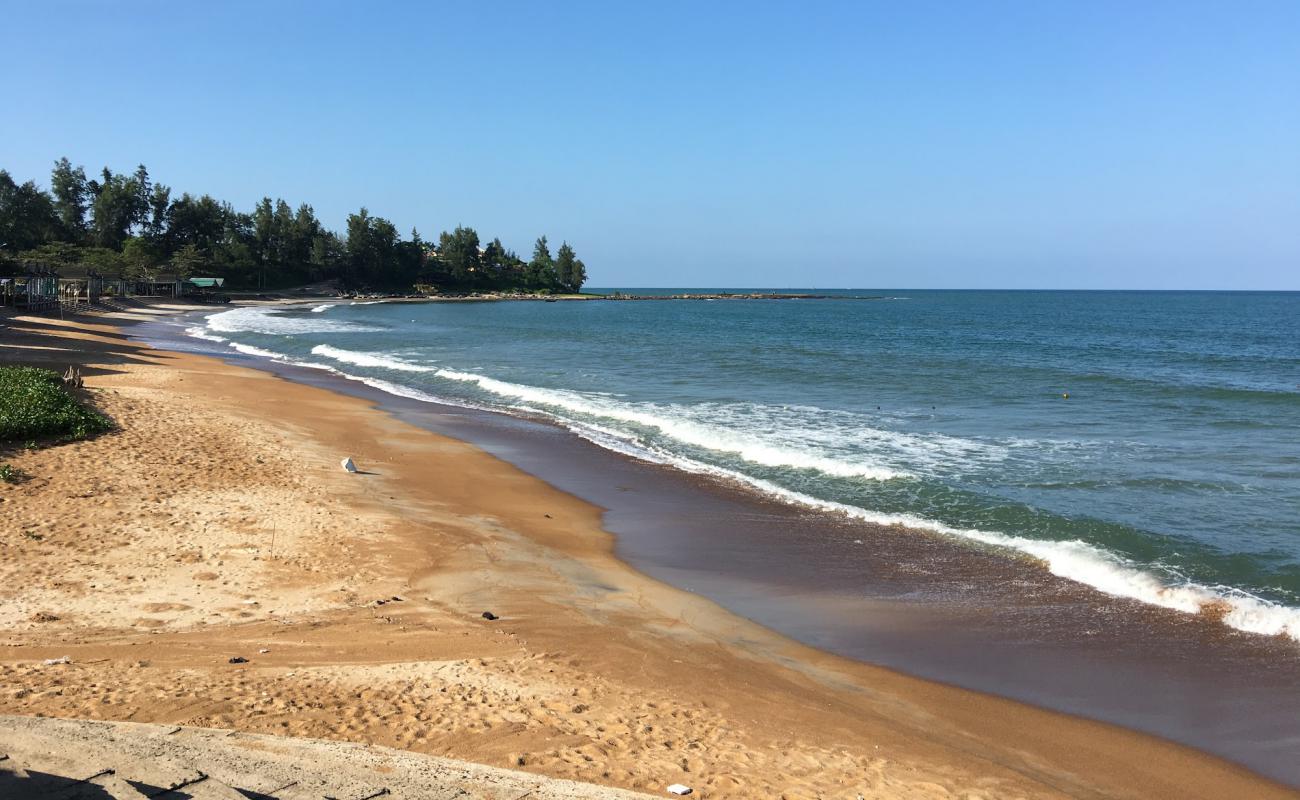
188,277 -> 225,288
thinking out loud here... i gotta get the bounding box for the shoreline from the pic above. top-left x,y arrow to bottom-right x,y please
154,300 -> 1300,784
1,302 -> 1296,798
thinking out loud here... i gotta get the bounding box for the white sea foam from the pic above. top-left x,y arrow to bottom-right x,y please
184,326 -> 227,343
434,368 -> 909,481
311,345 -> 436,373
435,369 -> 1012,479
310,304 -> 335,313
345,373 -> 445,403
227,341 -> 286,360
206,306 -> 380,335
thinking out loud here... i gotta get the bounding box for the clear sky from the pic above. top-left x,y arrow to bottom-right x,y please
3,1 -> 1297,289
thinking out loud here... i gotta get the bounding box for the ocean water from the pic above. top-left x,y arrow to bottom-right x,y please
193,290 -> 1300,641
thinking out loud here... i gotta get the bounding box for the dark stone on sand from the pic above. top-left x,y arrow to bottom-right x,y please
228,656 -> 248,664
481,611 -> 498,621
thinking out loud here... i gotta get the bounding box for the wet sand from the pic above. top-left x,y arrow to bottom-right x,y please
1,304 -> 1296,798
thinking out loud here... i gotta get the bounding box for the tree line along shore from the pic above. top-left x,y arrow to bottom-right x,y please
0,158 -> 587,294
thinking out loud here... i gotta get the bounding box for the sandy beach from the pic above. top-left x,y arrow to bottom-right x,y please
0,304 -> 1294,799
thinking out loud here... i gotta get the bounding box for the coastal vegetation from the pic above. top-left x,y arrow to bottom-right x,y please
0,159 -> 587,293
0,366 -> 111,443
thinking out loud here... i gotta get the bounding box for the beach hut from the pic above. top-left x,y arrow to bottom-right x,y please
182,276 -> 229,303
1,265 -> 61,311
184,277 -> 225,293
55,267 -> 133,306
134,274 -> 184,297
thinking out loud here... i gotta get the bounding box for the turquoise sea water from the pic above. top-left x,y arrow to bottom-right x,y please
192,290 -> 1300,640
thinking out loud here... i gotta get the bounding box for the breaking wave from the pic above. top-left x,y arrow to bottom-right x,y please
206,306 -> 380,335
434,368 -> 909,481
226,341 -> 287,360
311,344 -> 437,373
183,326 -> 226,343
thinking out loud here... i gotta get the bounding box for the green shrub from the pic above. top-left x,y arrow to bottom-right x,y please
0,463 -> 29,483
0,366 -> 111,443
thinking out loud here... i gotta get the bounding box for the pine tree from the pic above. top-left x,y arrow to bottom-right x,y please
555,241 -> 576,292
528,235 -> 555,290
50,157 -> 89,242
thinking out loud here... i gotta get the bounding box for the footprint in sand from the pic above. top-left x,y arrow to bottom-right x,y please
141,602 -> 192,613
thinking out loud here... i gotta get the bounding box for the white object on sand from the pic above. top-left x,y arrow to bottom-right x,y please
666,785 -> 692,796
42,656 -> 72,666
342,457 -> 358,473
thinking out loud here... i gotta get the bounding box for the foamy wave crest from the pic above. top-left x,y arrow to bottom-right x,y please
310,304 -> 335,313
704,402 -> 1010,475
227,342 -> 286,360
311,345 -> 436,373
434,368 -> 907,481
184,326 -> 226,343
206,306 -> 380,335
316,365 -> 486,410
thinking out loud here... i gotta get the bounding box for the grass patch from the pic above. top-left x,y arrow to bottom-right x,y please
0,366 -> 111,444
0,463 -> 29,484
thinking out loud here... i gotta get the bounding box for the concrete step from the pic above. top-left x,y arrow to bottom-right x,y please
151,774 -> 249,800
0,752 -> 85,796
1,753 -> 30,778
51,771 -> 152,800
1,716 -> 653,799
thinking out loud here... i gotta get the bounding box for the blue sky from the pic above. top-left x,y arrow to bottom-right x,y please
3,1 -> 1297,289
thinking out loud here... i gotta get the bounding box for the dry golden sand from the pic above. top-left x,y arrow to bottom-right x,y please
0,307 -> 1293,800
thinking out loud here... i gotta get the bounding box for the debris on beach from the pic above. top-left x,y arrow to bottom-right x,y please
666,784 -> 693,796
41,656 -> 72,666
341,457 -> 358,473
481,611 -> 499,621
258,648 -> 270,654
228,656 -> 248,664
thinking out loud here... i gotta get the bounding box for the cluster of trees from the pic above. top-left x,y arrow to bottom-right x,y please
0,158 -> 588,293
424,226 -> 585,294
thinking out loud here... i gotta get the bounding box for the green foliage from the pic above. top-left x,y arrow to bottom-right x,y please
554,242 -> 586,293
437,225 -> 482,283
170,243 -> 206,279
526,235 -> 556,289
122,237 -> 162,279
50,157 -> 89,242
0,367 -> 111,444
0,170 -> 60,252
87,166 -> 149,250
0,463 -> 29,484
0,158 -> 589,293
17,241 -> 86,267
